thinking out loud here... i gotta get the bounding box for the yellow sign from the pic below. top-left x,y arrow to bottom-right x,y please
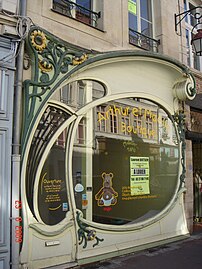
40,172 -> 62,210
97,104 -> 168,140
128,0 -> 137,15
130,157 -> 150,195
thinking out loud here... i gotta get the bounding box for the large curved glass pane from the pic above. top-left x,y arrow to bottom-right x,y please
72,98 -> 180,225
38,142 -> 68,225
51,80 -> 106,111
26,105 -> 70,221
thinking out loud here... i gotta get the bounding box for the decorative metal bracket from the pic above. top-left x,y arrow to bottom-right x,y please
76,211 -> 104,248
173,111 -> 186,190
22,25 -> 90,151
175,6 -> 202,36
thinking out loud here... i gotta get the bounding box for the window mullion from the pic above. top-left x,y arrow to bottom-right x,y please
137,0 -> 141,33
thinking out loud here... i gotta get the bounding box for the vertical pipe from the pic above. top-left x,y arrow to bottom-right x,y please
11,0 -> 27,268
13,0 -> 27,155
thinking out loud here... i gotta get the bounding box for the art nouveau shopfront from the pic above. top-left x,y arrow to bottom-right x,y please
19,26 -> 196,269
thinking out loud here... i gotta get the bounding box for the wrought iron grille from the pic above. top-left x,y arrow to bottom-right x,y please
26,105 -> 71,215
52,0 -> 101,27
129,28 -> 160,52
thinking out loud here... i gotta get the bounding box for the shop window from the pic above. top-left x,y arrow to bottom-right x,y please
38,144 -> 69,225
72,98 -> 180,225
52,0 -> 102,29
184,0 -> 202,71
128,0 -> 159,52
26,105 -> 71,225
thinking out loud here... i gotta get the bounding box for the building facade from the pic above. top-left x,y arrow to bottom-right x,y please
0,0 -> 202,268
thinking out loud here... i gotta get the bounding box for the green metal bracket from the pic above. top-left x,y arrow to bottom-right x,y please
76,211 -> 104,248
173,111 -> 186,190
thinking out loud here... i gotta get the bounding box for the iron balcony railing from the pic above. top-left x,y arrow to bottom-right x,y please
129,28 -> 160,52
52,0 -> 101,27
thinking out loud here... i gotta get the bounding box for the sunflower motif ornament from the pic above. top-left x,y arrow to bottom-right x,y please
72,54 -> 88,65
30,30 -> 47,51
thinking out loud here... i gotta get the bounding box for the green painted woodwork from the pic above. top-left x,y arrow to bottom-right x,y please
22,25 -> 90,154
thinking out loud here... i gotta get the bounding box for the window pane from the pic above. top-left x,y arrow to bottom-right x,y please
128,0 -> 137,15
189,3 -> 197,27
38,144 -> 69,225
184,0 -> 188,23
54,80 -> 105,111
26,105 -> 71,225
186,29 -> 191,66
141,19 -> 152,36
77,0 -> 91,10
73,98 -> 180,225
140,0 -> 152,22
129,12 -> 137,31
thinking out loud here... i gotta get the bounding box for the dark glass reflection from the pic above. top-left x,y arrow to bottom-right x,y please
73,98 -> 180,225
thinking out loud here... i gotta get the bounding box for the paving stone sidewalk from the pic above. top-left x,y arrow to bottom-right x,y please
78,230 -> 202,269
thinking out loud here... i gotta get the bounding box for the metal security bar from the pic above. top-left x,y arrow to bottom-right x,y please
52,0 -> 101,27
129,28 -> 160,52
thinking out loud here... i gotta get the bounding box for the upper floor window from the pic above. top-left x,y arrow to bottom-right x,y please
128,0 -> 159,52
97,106 -> 106,132
60,81 -> 86,109
52,0 -> 102,29
184,0 -> 202,71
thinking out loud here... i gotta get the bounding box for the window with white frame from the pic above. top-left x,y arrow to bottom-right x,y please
110,107 -> 118,134
97,106 -> 106,132
128,0 -> 158,51
145,115 -> 154,139
75,118 -> 86,145
121,114 -> 130,135
184,0 -> 201,70
133,114 -> 143,137
60,81 -> 86,109
56,130 -> 67,148
60,83 -> 73,105
52,0 -> 102,29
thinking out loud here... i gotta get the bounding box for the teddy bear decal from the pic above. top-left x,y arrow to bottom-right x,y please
95,172 -> 118,207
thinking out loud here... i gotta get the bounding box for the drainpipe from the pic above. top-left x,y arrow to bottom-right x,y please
11,0 -> 27,268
